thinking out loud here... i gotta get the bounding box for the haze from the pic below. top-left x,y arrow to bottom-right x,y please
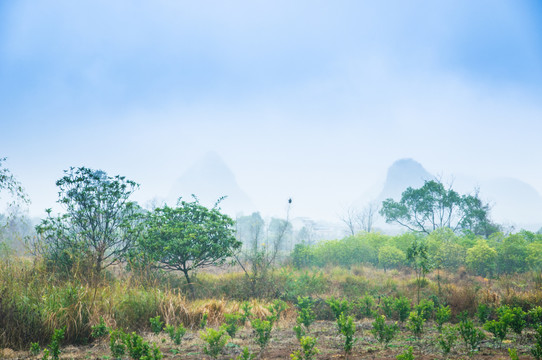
1,1 -> 542,225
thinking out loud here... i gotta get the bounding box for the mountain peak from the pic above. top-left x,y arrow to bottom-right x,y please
379,158 -> 433,201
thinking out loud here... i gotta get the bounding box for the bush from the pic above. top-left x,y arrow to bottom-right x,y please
379,296 -> 395,318
235,346 -> 257,360
532,325 -> 542,360
149,316 -> 163,335
326,297 -> 350,320
406,312 -> 424,340
458,319 -> 485,354
396,346 -> 414,360
484,320 -> 508,347
477,303 -> 492,324
296,296 -> 316,330
91,317 -> 109,339
414,299 -> 434,321
290,336 -> 319,360
393,296 -> 411,322
371,315 -> 398,348
165,324 -> 186,345
47,328 -> 65,360
356,294 -> 376,319
123,332 -> 162,360
200,327 -> 230,359
435,305 -> 451,332
223,313 -> 242,338
30,342 -> 40,356
507,307 -> 526,336
337,313 -> 357,356
528,306 -> 542,328
240,301 -> 253,325
251,318 -> 273,352
438,324 -> 458,355
109,329 -> 126,360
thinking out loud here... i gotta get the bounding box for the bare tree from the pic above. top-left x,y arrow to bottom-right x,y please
360,202 -> 379,233
339,206 -> 361,236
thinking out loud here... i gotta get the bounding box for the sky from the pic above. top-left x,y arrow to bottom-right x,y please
1,0 -> 542,221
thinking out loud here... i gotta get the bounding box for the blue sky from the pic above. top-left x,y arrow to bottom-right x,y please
1,0 -> 542,220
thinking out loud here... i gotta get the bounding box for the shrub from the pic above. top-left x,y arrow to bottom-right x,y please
235,346 -> 257,360
251,318 -> 273,352
296,296 -> 316,330
123,332 -> 162,360
200,327 -> 230,359
508,347 -> 519,360
458,319 -> 485,354
414,299 -> 434,321
396,346 -> 414,360
267,299 -> 288,323
356,294 -> 376,319
149,316 -> 163,335
393,296 -> 411,322
240,302 -> 253,325
290,336 -> 319,360
438,324 -> 458,355
326,297 -> 350,320
528,306 -> 542,328
379,296 -> 394,318
109,329 -> 126,360
164,324 -> 186,345
477,303 -> 492,324
91,317 -> 109,339
293,324 -> 306,341
435,305 -> 451,332
406,312 -> 424,340
200,313 -> 208,329
337,313 -> 357,356
223,313 -> 242,338
30,342 -> 41,356
507,307 -> 527,336
532,325 -> 542,360
484,320 -> 508,348
371,315 -> 398,348
48,328 -> 65,360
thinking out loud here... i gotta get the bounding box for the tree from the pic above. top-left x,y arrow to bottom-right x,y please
138,198 -> 240,297
407,238 -> 432,304
0,157 -> 29,205
378,245 -> 405,271
380,179 -> 495,235
34,167 -> 140,281
466,239 -> 497,277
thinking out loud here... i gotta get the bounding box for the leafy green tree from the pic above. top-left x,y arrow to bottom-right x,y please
497,234 -> 528,274
378,245 -> 405,271
0,157 -> 29,204
380,179 -> 495,235
527,243 -> 542,271
466,239 -> 497,277
34,167 -> 140,281
407,239 -> 431,304
138,198 -> 240,297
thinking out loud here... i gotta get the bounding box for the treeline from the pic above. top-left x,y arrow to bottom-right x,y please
291,228 -> 542,277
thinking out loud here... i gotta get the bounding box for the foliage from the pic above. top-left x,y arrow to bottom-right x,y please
435,305 -> 451,332
234,346 -> 257,360
414,298 -> 434,321
393,296 -> 411,322
484,319 -> 508,348
123,331 -> 162,360
477,303 -> 492,324
149,315 -> 164,335
337,313 -> 357,356
438,324 -> 458,355
165,324 -> 186,345
528,306 -> 542,328
223,313 -> 242,338
406,312 -> 424,340
34,167 -> 140,280
358,294 -> 376,318
296,296 -> 316,330
458,319 -> 485,354
293,324 -> 306,341
47,328 -> 65,360
396,346 -> 414,360
406,239 -> 431,303
200,313 -> 208,329
30,342 -> 41,356
326,297 -> 350,320
532,325 -> 542,360
200,327 -> 230,359
466,239 -> 497,277
137,199 -> 240,297
0,157 -> 28,204
109,329 -> 126,360
371,315 -> 398,348
380,296 -> 395,318
290,336 -> 319,360
380,179 -> 494,235
506,307 -> 526,335
91,317 -> 109,339
240,302 -> 253,325
251,318 -> 273,352
508,347 -> 519,360
267,299 -> 288,323
378,245 -> 405,270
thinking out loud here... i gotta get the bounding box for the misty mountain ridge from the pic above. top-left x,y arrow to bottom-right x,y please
168,152 -> 255,216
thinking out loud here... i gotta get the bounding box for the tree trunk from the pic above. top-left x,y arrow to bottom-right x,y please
182,269 -> 195,299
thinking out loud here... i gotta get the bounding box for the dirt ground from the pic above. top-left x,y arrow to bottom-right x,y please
1,320 -> 533,359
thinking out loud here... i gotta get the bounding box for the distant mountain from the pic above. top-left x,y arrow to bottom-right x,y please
377,158 -> 434,202
168,152 -> 255,216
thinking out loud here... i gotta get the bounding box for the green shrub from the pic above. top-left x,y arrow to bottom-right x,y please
484,319 -> 507,347
532,325 -> 542,360
477,303 -> 492,324
435,305 -> 451,332
371,315 -> 398,348
251,318 -> 273,352
406,312 -> 424,340
528,306 -> 542,328
337,313 -> 357,356
240,302 -> 253,325
507,307 -> 526,336
414,299 -> 434,321
223,313 -> 242,338
290,336 -> 319,360
379,296 -> 395,318
438,324 -> 458,355
508,347 -> 519,360
123,332 -> 162,360
109,329 -> 126,360
396,346 -> 414,360
200,313 -> 208,329
164,324 -> 186,345
30,342 -> 41,356
296,296 -> 315,330
234,346 -> 257,360
357,294 -> 376,318
458,319 -> 485,354
91,317 -> 109,339
393,296 -> 411,322
200,327 -> 230,359
267,299 -> 288,323
326,297 -> 350,320
48,328 -> 65,360
149,316 -> 163,335
293,324 -> 306,341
